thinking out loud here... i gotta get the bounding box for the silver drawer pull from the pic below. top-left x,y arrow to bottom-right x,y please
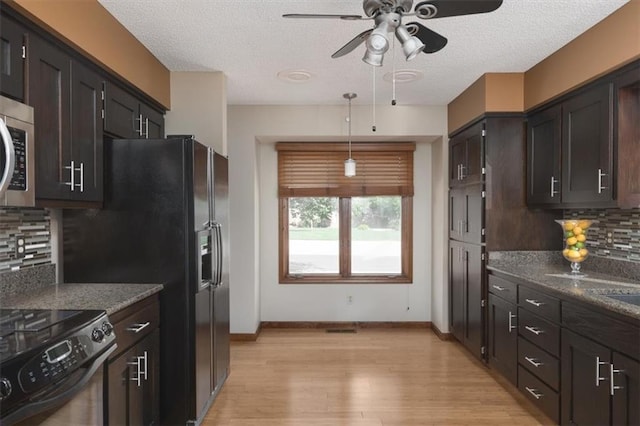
524,325 -> 544,336
126,322 -> 150,333
127,356 -> 142,387
492,285 -> 506,291
525,356 -> 544,368
525,299 -> 545,307
525,386 -> 543,400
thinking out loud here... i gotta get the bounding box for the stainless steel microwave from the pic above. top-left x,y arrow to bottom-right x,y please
0,95 -> 35,207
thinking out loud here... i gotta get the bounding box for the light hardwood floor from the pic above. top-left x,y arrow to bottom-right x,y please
204,328 -> 553,426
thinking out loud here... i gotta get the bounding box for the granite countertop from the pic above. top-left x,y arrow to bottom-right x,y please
488,255 -> 640,320
2,283 -> 163,315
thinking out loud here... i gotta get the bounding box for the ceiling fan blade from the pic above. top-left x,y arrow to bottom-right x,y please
331,29 -> 373,58
283,13 -> 365,20
414,0 -> 503,19
405,22 -> 447,54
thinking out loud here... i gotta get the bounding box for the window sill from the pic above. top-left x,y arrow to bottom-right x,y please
279,275 -> 412,284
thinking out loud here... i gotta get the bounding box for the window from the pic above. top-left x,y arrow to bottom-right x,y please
277,142 -> 414,284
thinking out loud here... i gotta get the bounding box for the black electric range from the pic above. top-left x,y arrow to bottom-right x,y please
0,309 -> 116,424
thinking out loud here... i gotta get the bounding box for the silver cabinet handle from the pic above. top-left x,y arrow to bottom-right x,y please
126,322 -> 150,333
127,356 -> 143,387
525,299 -> 544,307
141,350 -> 148,381
492,285 -> 506,291
457,164 -> 461,180
609,364 -> 623,395
525,386 -> 543,400
135,114 -> 144,135
508,311 -> 517,333
550,176 -> 559,197
598,168 -> 608,194
65,160 -> 75,191
525,356 -> 544,368
524,325 -> 544,336
596,356 -> 607,387
460,164 -> 467,180
144,117 -> 149,139
79,162 -> 84,193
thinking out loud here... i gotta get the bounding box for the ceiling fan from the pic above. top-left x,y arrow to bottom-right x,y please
284,0 -> 503,66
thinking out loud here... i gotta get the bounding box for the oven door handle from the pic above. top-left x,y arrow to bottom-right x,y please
0,118 -> 16,198
1,344 -> 116,425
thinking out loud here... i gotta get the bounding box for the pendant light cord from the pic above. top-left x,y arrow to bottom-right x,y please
372,66 -> 376,132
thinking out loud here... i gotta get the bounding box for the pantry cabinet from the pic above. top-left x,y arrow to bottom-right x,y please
104,81 -> 164,140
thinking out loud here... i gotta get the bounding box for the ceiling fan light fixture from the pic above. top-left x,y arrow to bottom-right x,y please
396,25 -> 425,61
362,24 -> 390,66
362,50 -> 385,67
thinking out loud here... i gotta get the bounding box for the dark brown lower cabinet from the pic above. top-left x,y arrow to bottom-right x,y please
561,329 -> 612,426
487,293 -> 517,385
611,352 -> 640,426
449,240 -> 484,359
107,329 -> 160,426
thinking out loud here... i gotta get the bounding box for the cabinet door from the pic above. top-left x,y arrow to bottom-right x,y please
449,187 -> 465,240
614,65 -> 640,209
449,137 -> 466,186
0,14 -> 25,101
488,293 -> 517,385
561,84 -> 613,204
27,36 -> 72,201
140,102 -> 164,139
104,81 -> 139,139
611,352 -> 640,426
70,61 -> 103,202
464,186 -> 483,244
527,105 -> 562,205
561,329 -> 611,426
107,330 -> 160,426
449,240 -> 465,343
464,244 -> 484,359
463,125 -> 484,185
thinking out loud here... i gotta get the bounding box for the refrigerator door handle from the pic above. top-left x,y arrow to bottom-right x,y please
216,223 -> 223,286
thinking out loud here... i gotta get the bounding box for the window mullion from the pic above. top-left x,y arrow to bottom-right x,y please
339,197 -> 351,277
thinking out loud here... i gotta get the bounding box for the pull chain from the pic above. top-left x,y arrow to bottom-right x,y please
391,35 -> 397,106
372,65 -> 376,132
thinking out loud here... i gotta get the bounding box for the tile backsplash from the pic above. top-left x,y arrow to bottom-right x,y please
0,208 -> 52,272
565,209 -> 640,262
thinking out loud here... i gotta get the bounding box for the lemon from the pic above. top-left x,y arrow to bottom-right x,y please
579,248 -> 589,257
564,222 -> 575,231
563,248 -> 570,257
578,220 -> 590,229
567,236 -> 578,246
573,226 -> 583,236
568,250 -> 581,259
577,234 -> 586,242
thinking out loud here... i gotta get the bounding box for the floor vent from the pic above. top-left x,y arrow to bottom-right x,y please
326,329 -> 357,333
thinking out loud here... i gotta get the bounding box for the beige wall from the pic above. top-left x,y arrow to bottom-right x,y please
9,0 -> 170,109
448,73 -> 524,133
165,72 -> 228,155
448,0 -> 639,133
525,0 -> 640,110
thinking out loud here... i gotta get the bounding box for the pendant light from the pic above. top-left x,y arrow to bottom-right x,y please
343,93 -> 357,177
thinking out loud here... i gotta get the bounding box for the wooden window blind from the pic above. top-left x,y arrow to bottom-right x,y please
276,142 -> 415,197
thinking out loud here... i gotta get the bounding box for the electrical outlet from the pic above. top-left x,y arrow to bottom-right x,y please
347,295 -> 353,305
606,229 -> 614,247
15,235 -> 25,259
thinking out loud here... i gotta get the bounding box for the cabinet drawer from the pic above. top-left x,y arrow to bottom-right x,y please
111,298 -> 160,359
518,366 -> 559,424
519,286 -> 560,322
518,336 -> 559,391
518,308 -> 560,357
488,275 -> 517,304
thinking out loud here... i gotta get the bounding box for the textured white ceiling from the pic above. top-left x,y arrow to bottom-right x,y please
98,0 -> 629,106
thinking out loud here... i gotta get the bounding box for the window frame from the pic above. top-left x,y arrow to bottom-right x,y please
279,196 -> 413,284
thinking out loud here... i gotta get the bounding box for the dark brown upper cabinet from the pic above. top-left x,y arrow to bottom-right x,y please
614,64 -> 640,209
527,60 -> 639,209
0,14 -> 26,101
28,35 -> 103,206
449,121 -> 484,187
104,81 -> 164,139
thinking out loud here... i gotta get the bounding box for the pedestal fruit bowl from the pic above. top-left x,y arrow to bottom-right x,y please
556,219 -> 594,275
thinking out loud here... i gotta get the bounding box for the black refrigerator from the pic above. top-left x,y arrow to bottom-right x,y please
62,136 -> 230,425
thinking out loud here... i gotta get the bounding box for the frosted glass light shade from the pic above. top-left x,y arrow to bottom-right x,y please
344,158 -> 356,177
